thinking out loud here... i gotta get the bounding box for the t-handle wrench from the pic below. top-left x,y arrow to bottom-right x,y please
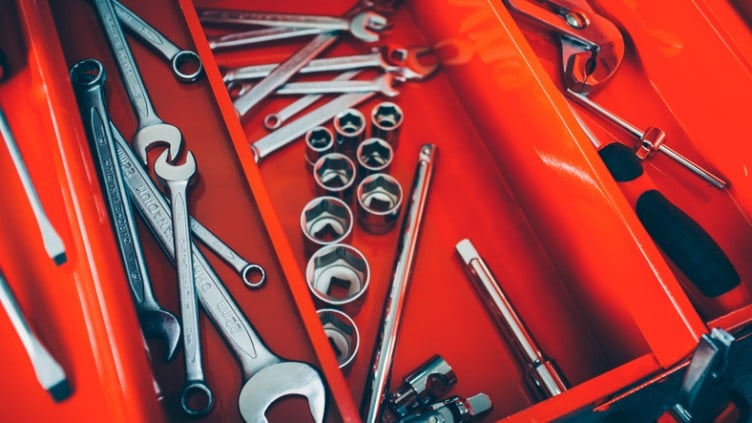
91,0 -> 182,165
0,109 -> 66,265
154,151 -> 214,416
567,90 -> 728,189
0,269 -> 71,401
456,239 -> 568,399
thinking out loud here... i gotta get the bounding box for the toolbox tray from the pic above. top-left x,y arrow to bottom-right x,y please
2,0 -> 752,421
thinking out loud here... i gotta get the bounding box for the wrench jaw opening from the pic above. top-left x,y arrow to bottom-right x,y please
384,45 -> 440,81
350,11 -> 389,42
134,125 -> 184,167
238,362 -> 327,423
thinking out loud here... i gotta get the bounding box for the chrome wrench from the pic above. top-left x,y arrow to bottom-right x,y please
113,125 -> 326,422
112,0 -> 203,83
208,27 -> 323,50
251,80 -> 393,162
233,7 -> 387,120
110,125 -> 266,289
0,110 -> 66,265
197,9 -> 387,42
153,151 -> 214,416
91,0 -> 182,165
263,73 -> 399,97
70,59 -> 180,361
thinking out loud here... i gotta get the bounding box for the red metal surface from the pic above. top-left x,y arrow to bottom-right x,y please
3,0 -> 752,421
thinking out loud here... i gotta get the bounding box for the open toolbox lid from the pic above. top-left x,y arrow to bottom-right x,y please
1,0 -> 752,421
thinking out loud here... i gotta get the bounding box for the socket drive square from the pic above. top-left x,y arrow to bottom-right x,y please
300,196 -> 353,256
334,108 -> 366,157
356,173 -> 403,234
305,126 -> 335,169
356,137 -> 393,179
317,308 -> 360,370
313,152 -> 357,203
371,101 -> 403,149
307,243 -> 370,315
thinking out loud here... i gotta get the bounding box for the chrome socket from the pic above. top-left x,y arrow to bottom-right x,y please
356,137 -> 393,178
305,126 -> 335,169
371,101 -> 403,149
300,196 -> 353,256
313,153 -> 357,202
386,355 -> 457,418
356,173 -> 403,234
317,308 -> 360,370
306,243 -> 370,314
334,108 -> 366,157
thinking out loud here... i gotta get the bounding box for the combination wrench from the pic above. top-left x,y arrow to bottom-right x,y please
154,151 -> 214,416
0,110 -> 66,265
112,124 -> 327,422
197,9 -> 387,42
112,0 -> 203,83
91,0 -> 182,165
70,59 -> 181,361
208,27 -> 323,50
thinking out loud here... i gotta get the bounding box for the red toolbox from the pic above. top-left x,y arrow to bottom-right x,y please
1,0 -> 752,421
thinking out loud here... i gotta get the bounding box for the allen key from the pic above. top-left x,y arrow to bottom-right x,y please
567,89 -> 727,189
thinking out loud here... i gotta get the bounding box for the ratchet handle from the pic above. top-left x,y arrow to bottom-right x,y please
598,142 -> 740,297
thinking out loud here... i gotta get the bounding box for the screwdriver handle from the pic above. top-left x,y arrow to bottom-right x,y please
598,143 -> 739,297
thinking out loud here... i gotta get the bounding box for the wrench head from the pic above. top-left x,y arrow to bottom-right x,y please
138,308 -> 181,362
384,45 -> 439,80
238,362 -> 327,423
349,12 -> 388,42
153,149 -> 197,183
377,73 -> 401,98
133,124 -> 183,166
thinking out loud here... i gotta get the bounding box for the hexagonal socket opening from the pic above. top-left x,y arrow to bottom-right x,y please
359,174 -> 402,213
334,109 -> 365,136
307,244 -> 369,306
372,102 -> 403,129
358,138 -> 393,170
318,309 -> 359,369
306,127 -> 334,151
301,197 -> 353,244
314,153 -> 355,190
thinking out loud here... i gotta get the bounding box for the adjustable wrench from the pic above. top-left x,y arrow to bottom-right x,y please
91,0 -> 182,165
0,110 -> 66,265
197,9 -> 387,42
70,59 -> 181,361
154,151 -> 214,416
112,0 -> 203,83
113,125 -> 326,422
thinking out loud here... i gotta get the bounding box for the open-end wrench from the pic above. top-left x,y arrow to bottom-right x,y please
154,151 -> 214,416
223,46 -> 438,83
233,6 -> 388,120
208,27 -> 324,50
110,124 -> 266,288
112,0 -> 203,83
0,269 -> 71,402
113,125 -> 326,422
70,59 -> 180,361
197,9 -> 387,42
252,85 -> 389,162
0,110 -> 66,265
91,0 -> 182,165
235,72 -> 399,101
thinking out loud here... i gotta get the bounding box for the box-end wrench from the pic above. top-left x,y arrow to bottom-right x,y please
361,145 -> 437,423
114,126 -> 326,423
251,80 -> 391,162
0,109 -> 66,265
233,9 -> 388,120
109,125 -> 266,289
153,151 -> 214,416
70,59 -> 181,361
208,27 -> 324,51
0,270 -> 71,402
197,9 -> 387,42
112,0 -> 203,83
223,46 -> 436,83
91,0 -> 182,165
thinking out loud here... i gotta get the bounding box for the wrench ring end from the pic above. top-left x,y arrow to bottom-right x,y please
70,59 -> 107,87
242,264 -> 267,289
172,50 -> 204,83
180,380 -> 215,416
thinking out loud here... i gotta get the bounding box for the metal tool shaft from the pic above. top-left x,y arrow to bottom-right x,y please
567,90 -> 727,188
361,144 -> 437,423
456,239 -> 567,399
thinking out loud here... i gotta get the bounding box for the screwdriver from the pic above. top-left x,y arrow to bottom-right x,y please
570,109 -> 740,298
